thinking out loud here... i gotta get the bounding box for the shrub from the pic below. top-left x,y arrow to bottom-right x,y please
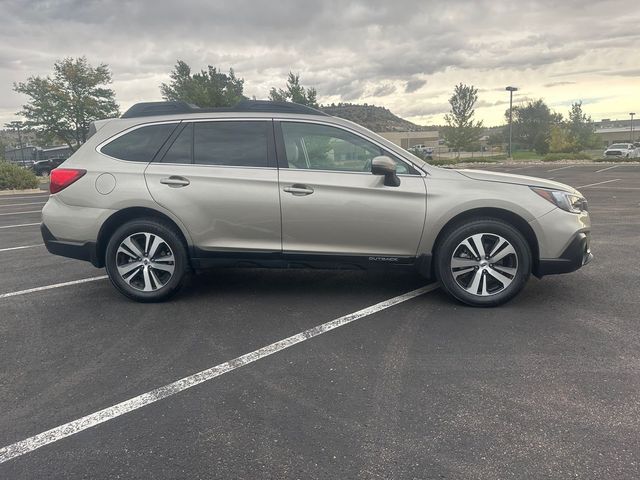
427,155 -> 505,167
594,155 -> 639,163
0,161 -> 40,190
541,152 -> 592,162
427,158 -> 456,166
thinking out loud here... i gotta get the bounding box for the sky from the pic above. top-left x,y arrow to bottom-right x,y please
1,0 -> 639,128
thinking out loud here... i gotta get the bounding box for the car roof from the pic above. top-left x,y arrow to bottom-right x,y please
121,100 -> 329,119
91,100 -> 430,173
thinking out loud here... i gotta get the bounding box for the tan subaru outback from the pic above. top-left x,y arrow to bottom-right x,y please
41,101 -> 592,306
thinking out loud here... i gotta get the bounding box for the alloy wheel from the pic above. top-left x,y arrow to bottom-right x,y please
115,232 -> 175,292
450,233 -> 518,296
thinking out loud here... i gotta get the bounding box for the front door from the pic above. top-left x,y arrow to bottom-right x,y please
276,121 -> 427,258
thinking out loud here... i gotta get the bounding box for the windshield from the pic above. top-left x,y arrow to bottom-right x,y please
609,144 -> 630,149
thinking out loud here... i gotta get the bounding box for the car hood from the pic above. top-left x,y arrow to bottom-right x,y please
456,169 -> 578,193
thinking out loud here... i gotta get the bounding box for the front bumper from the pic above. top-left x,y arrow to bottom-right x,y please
535,232 -> 592,277
41,223 -> 102,267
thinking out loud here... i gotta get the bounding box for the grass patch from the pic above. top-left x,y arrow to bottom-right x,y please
541,152 -> 593,162
0,161 -> 40,190
511,151 -> 542,160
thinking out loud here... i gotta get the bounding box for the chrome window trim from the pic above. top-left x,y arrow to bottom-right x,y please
96,116 -> 427,176
97,118 -> 274,167
96,120 -> 182,163
146,162 -> 277,171
275,118 -> 427,177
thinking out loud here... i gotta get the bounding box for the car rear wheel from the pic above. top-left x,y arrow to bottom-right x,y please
435,218 -> 531,307
105,218 -> 188,302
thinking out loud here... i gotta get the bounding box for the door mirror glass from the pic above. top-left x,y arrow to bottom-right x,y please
371,156 -> 401,187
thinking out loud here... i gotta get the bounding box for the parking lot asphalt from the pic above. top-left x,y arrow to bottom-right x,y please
1,165 -> 639,479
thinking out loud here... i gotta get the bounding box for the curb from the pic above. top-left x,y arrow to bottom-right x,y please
0,188 -> 48,196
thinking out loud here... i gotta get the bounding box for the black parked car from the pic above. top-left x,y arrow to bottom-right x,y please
33,158 -> 66,176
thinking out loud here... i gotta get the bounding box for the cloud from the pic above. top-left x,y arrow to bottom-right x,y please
603,68 -> 640,77
405,79 -> 427,93
0,0 -> 638,126
544,81 -> 577,88
371,83 -> 396,97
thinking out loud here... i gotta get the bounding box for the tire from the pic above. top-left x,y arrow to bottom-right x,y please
105,218 -> 188,302
435,218 -> 531,307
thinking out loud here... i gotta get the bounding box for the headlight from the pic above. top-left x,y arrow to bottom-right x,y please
531,187 -> 588,214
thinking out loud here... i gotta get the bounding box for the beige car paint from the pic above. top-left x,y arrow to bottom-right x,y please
42,110 -> 590,268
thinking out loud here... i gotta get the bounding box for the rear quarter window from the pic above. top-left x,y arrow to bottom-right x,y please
101,123 -> 178,161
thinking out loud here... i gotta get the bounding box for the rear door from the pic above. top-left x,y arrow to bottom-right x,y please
276,121 -> 427,258
145,119 -> 281,254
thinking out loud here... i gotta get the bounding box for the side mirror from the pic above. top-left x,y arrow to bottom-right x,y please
371,156 -> 401,187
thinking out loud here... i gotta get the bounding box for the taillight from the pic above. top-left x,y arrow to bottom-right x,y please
50,168 -> 86,194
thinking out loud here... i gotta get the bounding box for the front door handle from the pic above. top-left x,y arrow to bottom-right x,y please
160,176 -> 190,187
283,184 -> 314,196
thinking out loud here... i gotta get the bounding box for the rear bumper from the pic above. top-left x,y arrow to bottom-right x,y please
535,232 -> 592,277
41,223 -> 102,267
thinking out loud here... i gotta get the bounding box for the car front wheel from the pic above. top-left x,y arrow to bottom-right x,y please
105,218 -> 188,302
435,218 -> 531,307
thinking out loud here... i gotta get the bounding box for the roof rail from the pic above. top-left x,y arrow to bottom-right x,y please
120,101 -> 196,119
120,100 -> 328,119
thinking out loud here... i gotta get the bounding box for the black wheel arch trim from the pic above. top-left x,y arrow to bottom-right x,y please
95,207 -> 191,268
430,208 -> 539,279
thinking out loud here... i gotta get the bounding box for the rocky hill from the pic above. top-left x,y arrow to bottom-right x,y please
320,103 -> 430,132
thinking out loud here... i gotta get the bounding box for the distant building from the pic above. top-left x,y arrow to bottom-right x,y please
3,145 -> 39,163
3,144 -> 74,164
378,130 -> 439,149
594,127 -> 638,147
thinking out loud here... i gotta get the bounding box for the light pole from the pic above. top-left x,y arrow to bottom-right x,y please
630,113 -> 636,143
506,86 -> 518,159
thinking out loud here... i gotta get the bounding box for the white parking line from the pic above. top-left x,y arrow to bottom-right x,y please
0,283 -> 439,463
594,165 -> 621,173
0,210 -> 41,216
0,223 -> 40,229
547,165 -> 575,172
0,202 -> 46,208
577,179 -> 621,189
0,244 -> 43,253
0,275 -> 108,299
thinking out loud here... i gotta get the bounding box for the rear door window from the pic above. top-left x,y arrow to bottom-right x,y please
101,123 -> 178,162
194,121 -> 270,167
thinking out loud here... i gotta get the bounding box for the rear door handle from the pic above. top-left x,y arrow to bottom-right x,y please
160,176 -> 190,187
283,184 -> 314,196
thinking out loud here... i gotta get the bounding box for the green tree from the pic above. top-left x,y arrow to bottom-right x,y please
442,83 -> 483,156
549,124 -> 575,153
508,99 -> 560,155
567,101 -> 597,151
161,60 -> 246,108
269,72 -> 319,107
487,130 -> 505,147
13,57 -> 119,151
